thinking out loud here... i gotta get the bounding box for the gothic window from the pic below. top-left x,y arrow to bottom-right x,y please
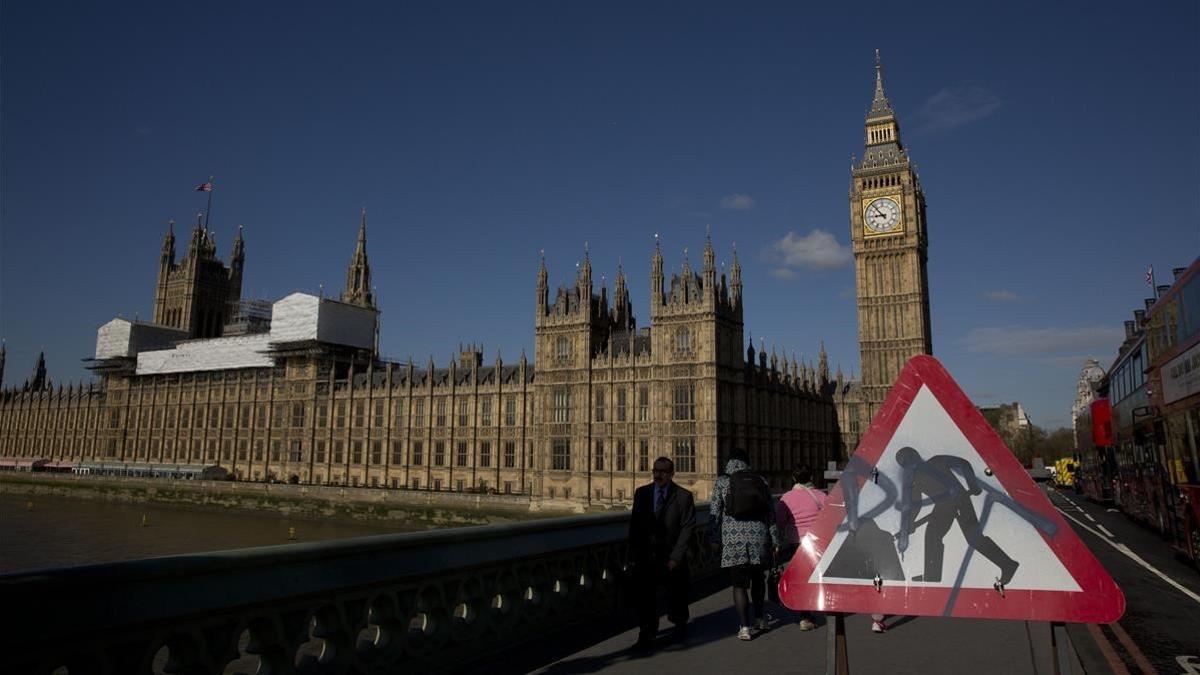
335,402 -> 346,428
480,441 -> 492,468
675,328 -> 693,354
595,390 -> 606,422
434,441 -> 446,466
316,404 -> 328,428
674,438 -> 695,473
436,400 -> 447,427
371,440 -> 382,465
391,441 -> 404,465
638,439 -> 649,472
354,401 -> 365,428
594,440 -> 605,471
315,441 -> 326,464
269,440 -> 280,462
673,383 -> 695,421
224,405 -> 235,429
504,441 -> 516,468
555,337 -> 571,361
616,388 -> 627,421
290,441 -> 303,463
393,401 -> 404,428
553,389 -> 571,423
481,398 -> 493,427
637,387 -> 649,422
456,441 -> 468,467
255,440 -> 265,461
505,397 -> 517,426
552,438 -> 571,471
458,400 -> 469,427
412,441 -> 424,466
414,400 -> 425,427
291,403 -> 306,428
352,441 -> 364,465
616,441 -> 627,472
333,441 -> 344,464
374,401 -> 385,427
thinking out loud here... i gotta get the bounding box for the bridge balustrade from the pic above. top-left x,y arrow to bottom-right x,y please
2,506 -> 717,674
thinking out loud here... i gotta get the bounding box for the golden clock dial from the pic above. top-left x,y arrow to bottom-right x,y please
864,197 -> 901,233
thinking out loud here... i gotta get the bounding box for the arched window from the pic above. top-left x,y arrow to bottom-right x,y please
675,328 -> 692,353
555,337 -> 570,360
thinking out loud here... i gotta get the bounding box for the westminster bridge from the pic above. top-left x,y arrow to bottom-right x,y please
0,503 -> 1139,675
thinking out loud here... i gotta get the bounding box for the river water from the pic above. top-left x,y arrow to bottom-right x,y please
0,493 -> 421,574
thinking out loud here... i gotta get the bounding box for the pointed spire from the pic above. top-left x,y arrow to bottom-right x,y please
230,224 -> 245,264
30,350 -> 47,391
818,341 -> 830,386
868,48 -> 895,120
651,233 -> 664,308
342,208 -> 374,307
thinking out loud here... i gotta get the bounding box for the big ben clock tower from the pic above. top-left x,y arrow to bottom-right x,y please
851,50 -> 933,419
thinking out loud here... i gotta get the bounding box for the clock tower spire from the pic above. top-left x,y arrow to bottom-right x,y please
850,50 -> 933,420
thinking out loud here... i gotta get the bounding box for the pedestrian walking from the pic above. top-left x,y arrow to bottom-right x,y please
628,456 -> 696,651
775,465 -> 826,630
709,449 -> 780,641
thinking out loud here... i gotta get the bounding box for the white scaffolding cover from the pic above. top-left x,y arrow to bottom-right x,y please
131,293 -> 377,375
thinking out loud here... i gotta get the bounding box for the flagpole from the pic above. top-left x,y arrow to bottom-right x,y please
204,175 -> 215,231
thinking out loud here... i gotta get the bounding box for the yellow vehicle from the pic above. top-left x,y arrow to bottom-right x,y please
1054,458 -> 1077,488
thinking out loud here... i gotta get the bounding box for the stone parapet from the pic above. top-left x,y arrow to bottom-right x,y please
2,505 -> 717,674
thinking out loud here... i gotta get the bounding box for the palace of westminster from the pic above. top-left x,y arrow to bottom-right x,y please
0,55 -> 933,505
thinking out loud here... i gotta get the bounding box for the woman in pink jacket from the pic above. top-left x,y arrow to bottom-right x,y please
775,466 -> 826,631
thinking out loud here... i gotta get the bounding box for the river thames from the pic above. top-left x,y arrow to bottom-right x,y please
0,493 -> 420,574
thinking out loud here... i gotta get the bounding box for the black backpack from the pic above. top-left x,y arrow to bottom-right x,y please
728,470 -> 770,521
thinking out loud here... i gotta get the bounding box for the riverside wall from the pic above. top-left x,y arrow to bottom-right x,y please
0,472 -> 582,527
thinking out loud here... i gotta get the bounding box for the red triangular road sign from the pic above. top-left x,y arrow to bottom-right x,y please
779,355 -> 1124,622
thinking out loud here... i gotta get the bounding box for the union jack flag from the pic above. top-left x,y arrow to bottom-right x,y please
195,182 -> 213,192
1145,265 -> 1153,286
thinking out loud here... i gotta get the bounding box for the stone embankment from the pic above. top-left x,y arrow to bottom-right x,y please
0,472 -> 578,527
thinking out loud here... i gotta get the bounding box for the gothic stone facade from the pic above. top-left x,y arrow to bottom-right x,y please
0,227 -> 839,505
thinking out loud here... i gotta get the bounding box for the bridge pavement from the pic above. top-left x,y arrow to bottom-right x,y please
531,583 -> 1112,674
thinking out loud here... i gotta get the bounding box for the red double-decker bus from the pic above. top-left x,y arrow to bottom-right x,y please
1077,257 -> 1200,570
1144,257 -> 1200,570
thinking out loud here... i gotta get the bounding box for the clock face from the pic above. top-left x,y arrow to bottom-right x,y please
864,197 -> 901,234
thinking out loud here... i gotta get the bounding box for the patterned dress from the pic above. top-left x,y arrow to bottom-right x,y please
709,458 -> 781,568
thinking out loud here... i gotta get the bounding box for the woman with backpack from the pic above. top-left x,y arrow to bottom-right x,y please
709,448 -> 780,641
775,465 -> 826,631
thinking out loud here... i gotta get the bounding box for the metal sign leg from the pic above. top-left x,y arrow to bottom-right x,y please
826,613 -> 849,675
1050,621 -> 1073,675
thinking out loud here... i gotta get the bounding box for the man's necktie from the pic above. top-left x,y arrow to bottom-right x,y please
655,487 -> 666,514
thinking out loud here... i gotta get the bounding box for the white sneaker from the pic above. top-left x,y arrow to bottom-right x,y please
737,626 -> 752,641
754,616 -> 771,632
799,618 -> 816,631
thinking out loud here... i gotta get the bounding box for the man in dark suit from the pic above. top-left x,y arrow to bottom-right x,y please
628,456 -> 696,650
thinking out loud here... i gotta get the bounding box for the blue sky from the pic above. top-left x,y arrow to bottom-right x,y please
2,1 -> 1197,430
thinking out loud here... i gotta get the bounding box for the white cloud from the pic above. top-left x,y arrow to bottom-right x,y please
985,290 -> 1019,302
913,84 -> 1002,134
721,193 -> 755,210
962,325 -> 1124,357
764,229 -> 852,275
